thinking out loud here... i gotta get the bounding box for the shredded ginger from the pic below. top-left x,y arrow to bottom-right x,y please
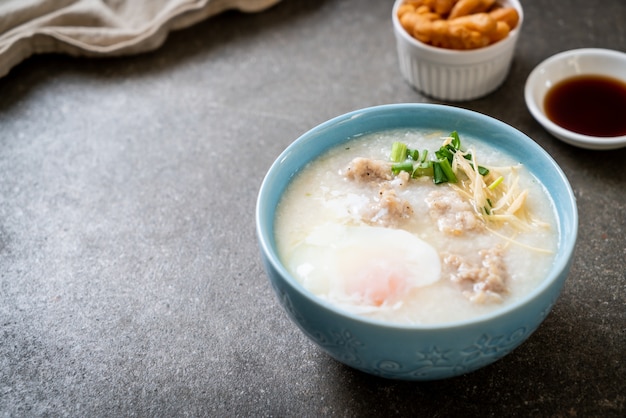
446,143 -> 552,254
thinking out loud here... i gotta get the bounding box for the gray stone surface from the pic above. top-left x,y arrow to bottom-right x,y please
1,0 -> 624,416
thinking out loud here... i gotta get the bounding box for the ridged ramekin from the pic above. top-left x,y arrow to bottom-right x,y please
392,0 -> 523,101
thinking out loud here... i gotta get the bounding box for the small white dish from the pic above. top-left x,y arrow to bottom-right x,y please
524,48 -> 626,150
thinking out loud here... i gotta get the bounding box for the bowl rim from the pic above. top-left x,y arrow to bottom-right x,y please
524,48 -> 626,149
391,0 -> 524,61
256,103 -> 578,331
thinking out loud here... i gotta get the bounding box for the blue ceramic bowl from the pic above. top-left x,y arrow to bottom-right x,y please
256,104 -> 578,381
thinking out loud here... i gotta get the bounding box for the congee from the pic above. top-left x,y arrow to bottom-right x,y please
275,129 -> 559,324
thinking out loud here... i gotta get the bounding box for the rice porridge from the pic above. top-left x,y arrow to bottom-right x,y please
274,129 -> 559,324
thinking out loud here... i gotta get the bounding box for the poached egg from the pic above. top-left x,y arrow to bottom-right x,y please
287,223 -> 441,313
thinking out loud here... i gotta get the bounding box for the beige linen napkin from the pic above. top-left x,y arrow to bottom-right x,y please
0,0 -> 281,77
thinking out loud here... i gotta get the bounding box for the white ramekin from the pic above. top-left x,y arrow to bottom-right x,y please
392,0 -> 524,101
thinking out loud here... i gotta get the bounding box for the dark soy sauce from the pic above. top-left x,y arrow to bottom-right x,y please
544,74 -> 626,137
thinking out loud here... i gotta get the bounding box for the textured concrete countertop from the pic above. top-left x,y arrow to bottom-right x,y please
1,0 -> 624,416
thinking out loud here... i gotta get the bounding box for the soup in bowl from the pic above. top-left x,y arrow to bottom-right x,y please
256,104 -> 577,380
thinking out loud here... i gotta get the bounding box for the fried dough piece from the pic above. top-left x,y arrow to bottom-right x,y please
489,6 -> 520,30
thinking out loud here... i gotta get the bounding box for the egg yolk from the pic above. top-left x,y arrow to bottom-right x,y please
339,251 -> 412,307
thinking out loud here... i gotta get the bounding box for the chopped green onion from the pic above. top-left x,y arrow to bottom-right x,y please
391,161 -> 414,175
412,161 -> 433,178
390,142 -> 408,163
433,162 -> 447,184
488,176 -> 504,190
407,148 -> 420,161
388,131 -> 480,183
437,158 -> 458,183
467,160 -> 490,176
435,147 -> 454,163
450,131 -> 461,149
